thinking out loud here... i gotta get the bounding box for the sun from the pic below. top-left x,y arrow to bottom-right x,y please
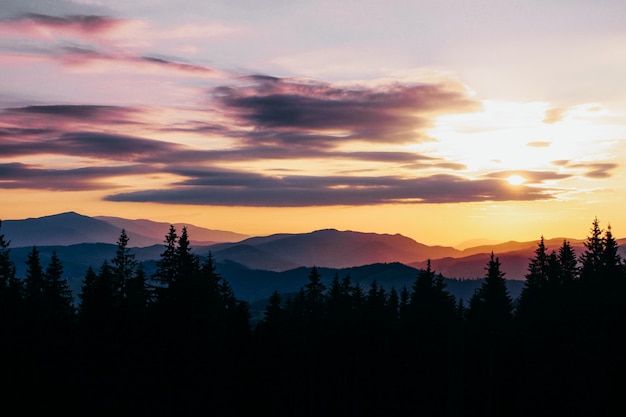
507,174 -> 526,186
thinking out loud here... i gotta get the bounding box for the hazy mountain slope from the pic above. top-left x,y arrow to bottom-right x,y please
1,212 -> 156,247
0,212 -> 248,248
95,216 -> 249,245
417,241 -> 626,280
210,229 -> 462,270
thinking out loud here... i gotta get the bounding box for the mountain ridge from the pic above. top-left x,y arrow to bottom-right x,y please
3,212 -> 625,281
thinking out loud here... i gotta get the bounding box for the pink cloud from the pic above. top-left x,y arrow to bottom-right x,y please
0,14 -> 126,41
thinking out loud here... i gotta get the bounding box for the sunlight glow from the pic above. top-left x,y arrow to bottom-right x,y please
507,174 -> 525,186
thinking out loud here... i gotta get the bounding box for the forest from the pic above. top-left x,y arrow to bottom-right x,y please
1,218 -> 625,416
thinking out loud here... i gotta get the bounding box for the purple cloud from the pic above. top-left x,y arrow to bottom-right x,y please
105,168 -> 555,207
0,162 -> 153,191
213,76 -> 480,146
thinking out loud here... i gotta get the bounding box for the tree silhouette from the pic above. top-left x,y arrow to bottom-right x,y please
43,251 -> 74,324
111,229 -> 137,301
0,221 -> 20,334
155,225 -> 178,288
466,252 -> 515,417
468,252 -> 513,331
517,236 -> 551,325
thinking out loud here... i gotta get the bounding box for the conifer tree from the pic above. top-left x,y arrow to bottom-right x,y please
304,266 -> 326,318
43,251 -> 74,323
601,224 -> 622,283
124,263 -> 150,315
0,221 -> 20,327
517,237 -> 550,323
260,290 -> 283,337
558,240 -> 578,284
175,227 -> 199,286
111,229 -> 137,301
24,246 -> 44,301
468,252 -> 513,332
79,261 -> 117,328
580,217 -> 604,283
155,225 -> 178,289
0,220 -> 16,293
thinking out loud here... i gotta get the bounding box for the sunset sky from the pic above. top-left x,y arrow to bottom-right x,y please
1,0 -> 626,246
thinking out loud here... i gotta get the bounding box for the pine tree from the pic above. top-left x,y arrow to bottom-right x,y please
111,229 -> 137,301
601,224 -> 622,283
24,246 -> 44,301
79,261 -> 117,329
468,252 -> 513,332
261,290 -> 284,337
517,237 -> 550,323
43,251 -> 74,323
124,263 -> 150,314
558,240 -> 578,284
304,266 -> 326,318
155,225 -> 178,289
175,227 -> 199,286
580,217 -> 604,284
0,220 -> 16,293
0,221 -> 20,327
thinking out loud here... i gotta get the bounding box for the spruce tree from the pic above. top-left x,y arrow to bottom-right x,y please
580,217 -> 604,284
154,225 -> 178,290
43,251 -> 74,323
111,229 -> 137,301
0,221 -> 20,328
23,246 -> 47,329
304,266 -> 326,318
468,252 -> 513,332
517,237 -> 550,324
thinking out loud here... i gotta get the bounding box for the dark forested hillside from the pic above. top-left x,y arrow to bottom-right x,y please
1,218 -> 625,415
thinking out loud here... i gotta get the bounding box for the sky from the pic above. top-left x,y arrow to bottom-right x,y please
1,0 -> 626,246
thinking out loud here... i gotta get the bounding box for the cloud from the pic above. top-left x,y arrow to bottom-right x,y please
543,107 -> 566,124
0,13 -> 125,41
0,131 -> 183,161
0,14 -> 221,77
484,170 -> 571,184
526,141 -> 551,148
5,104 -> 134,120
549,160 -> 619,179
0,162 -> 153,191
213,76 -> 481,146
580,163 -> 618,179
105,169 -> 555,207
1,105 -> 144,134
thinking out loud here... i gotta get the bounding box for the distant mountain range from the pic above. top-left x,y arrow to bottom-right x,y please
2,212 -> 624,303
0,212 -> 249,247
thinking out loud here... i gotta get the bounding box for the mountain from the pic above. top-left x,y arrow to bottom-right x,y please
95,216 -> 248,245
4,212 -> 625,283
418,238 -> 626,280
209,229 -> 462,271
1,212 -> 248,248
0,212 -> 157,248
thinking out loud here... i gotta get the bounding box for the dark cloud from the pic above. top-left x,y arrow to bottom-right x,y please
485,170 -> 571,184
549,160 -> 618,179
5,104 -> 133,120
0,131 -> 182,161
105,169 -> 555,207
580,163 -> 618,179
19,13 -> 122,32
0,162 -> 153,191
140,56 -> 215,75
213,77 -> 480,146
0,127 -> 54,138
